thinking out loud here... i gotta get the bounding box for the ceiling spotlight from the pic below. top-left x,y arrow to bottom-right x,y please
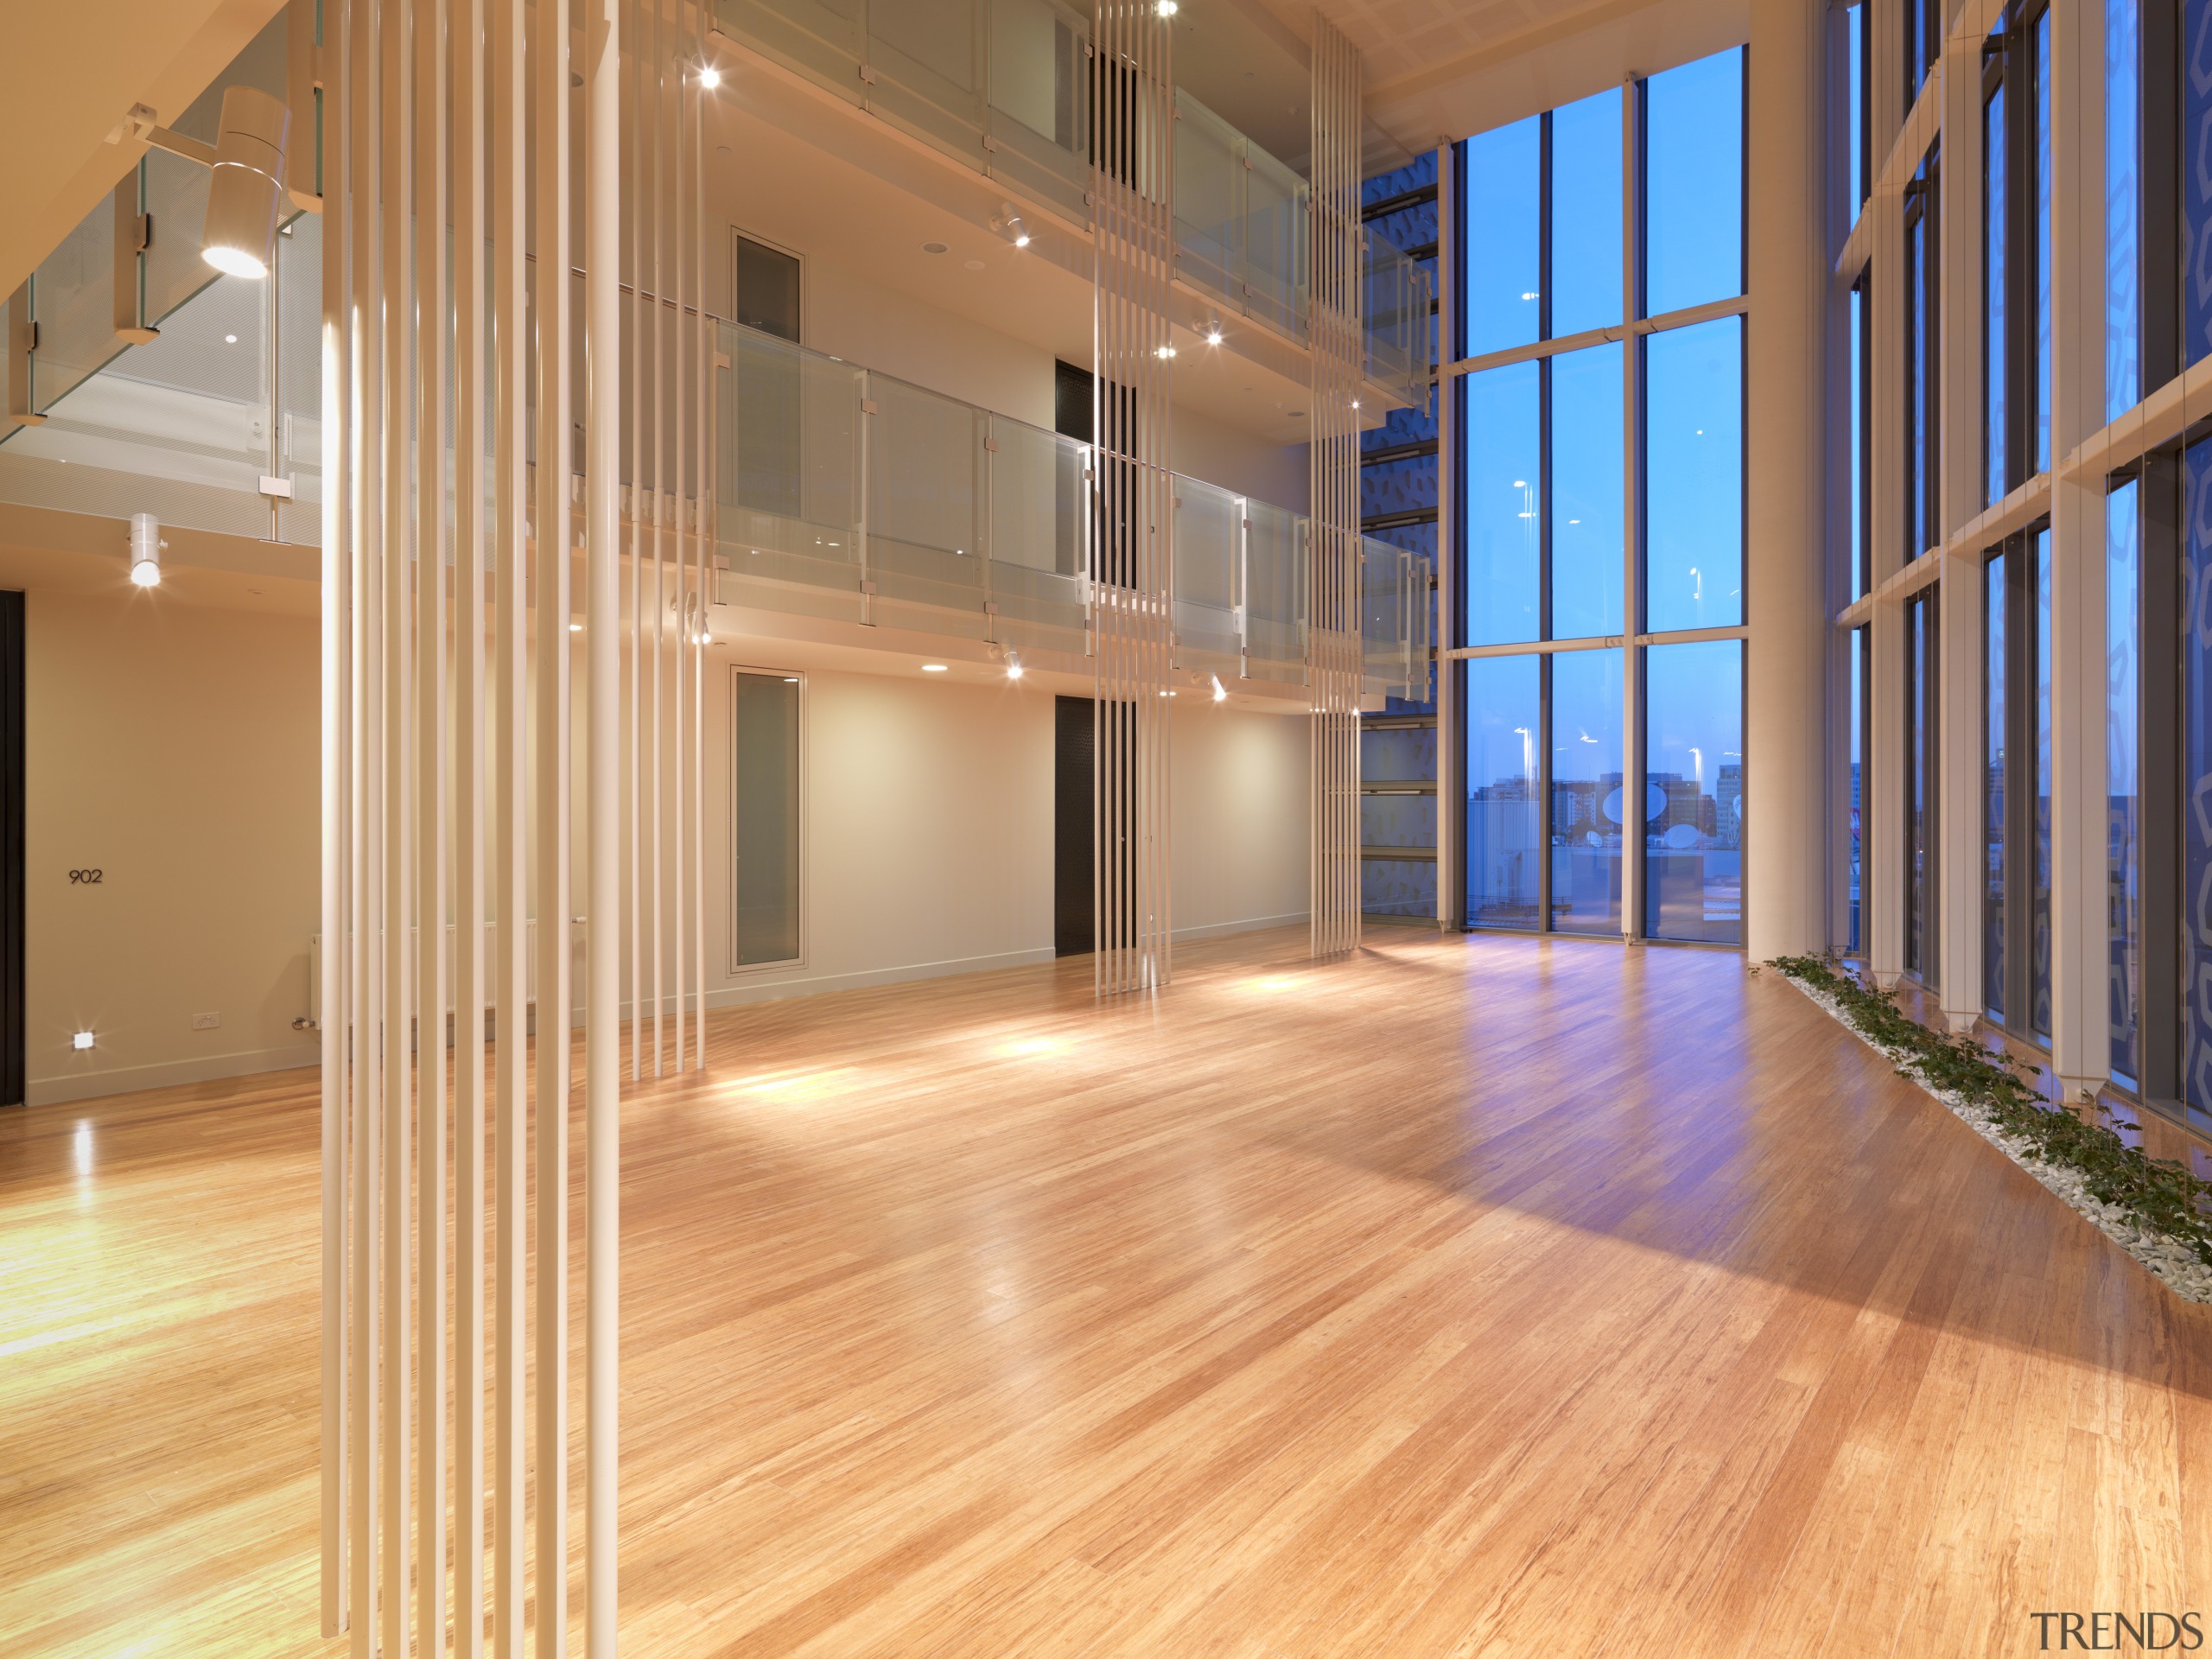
129,512 -> 165,588
1014,232 -> 1032,248
1204,321 -> 1224,345
224,334 -> 238,345
73,1030 -> 97,1051
992,205 -> 1031,248
1211,674 -> 1227,702
1157,0 -> 1178,12
200,87 -> 291,279
1006,652 -> 1025,681
921,663 -> 949,672
1155,344 -> 1177,359
699,64 -> 722,89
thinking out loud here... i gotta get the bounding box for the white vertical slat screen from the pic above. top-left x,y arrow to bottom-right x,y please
315,2 -> 711,1651
1309,11 -> 1363,959
1092,0 -> 1174,996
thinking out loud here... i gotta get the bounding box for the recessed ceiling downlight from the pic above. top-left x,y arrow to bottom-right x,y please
923,240 -> 950,255
921,663 -> 949,672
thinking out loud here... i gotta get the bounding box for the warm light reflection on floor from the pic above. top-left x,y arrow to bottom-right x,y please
724,1065 -> 863,1106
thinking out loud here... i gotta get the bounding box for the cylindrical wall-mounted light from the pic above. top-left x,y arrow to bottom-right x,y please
200,87 -> 291,279
129,513 -> 164,588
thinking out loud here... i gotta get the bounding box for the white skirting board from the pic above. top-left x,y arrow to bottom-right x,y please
29,1041 -> 324,1107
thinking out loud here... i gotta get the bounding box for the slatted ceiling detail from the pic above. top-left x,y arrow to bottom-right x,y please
318,2 -> 702,1651
1309,10 -> 1362,960
1090,0 -> 1173,998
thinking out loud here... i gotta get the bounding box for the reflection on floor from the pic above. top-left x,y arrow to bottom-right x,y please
5,927 -> 2210,1657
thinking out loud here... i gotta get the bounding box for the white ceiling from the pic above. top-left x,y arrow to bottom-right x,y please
0,0 -> 289,302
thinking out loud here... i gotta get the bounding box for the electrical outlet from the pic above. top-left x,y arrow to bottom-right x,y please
191,1012 -> 220,1031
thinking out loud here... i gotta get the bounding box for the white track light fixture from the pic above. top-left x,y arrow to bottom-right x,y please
990,203 -> 1031,248
129,513 -> 165,588
200,88 -> 291,279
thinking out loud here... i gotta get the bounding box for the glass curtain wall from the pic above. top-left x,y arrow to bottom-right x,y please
1454,47 -> 1746,946
1905,588 -> 1939,982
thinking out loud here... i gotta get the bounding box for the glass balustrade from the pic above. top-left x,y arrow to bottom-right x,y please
713,320 -> 1430,695
0,225 -> 1431,701
710,0 -> 1428,386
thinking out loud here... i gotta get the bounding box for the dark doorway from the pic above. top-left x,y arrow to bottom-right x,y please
1054,695 -> 1093,957
2,590 -> 23,1107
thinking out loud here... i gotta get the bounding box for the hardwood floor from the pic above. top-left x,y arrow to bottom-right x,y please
5,928 -> 2210,1656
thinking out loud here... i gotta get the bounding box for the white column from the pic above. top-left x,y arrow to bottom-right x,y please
1744,0 -> 1830,961
583,0 -> 621,1652
1937,22 -> 1982,1030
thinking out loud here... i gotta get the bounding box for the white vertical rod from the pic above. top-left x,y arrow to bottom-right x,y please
583,0 -> 622,1650
488,0 -> 528,1645
415,3 -> 450,1650
671,11 -> 689,1075
649,0 -> 665,1078
627,0 -> 643,1085
346,0 -> 380,1645
320,0 -> 351,1633
1620,69 -> 1645,943
532,0 -> 573,1649
453,0 -> 488,1646
691,0 -> 709,1068
379,0 -> 416,1648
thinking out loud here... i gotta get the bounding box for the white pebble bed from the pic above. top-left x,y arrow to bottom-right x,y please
1781,970 -> 2212,1305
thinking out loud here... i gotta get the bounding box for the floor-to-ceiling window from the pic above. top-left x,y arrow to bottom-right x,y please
1453,46 -> 1746,945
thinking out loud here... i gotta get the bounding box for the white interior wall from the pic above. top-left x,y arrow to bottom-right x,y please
696,652 -> 1314,1006
6,563 -> 1315,1104
21,588 -> 320,1104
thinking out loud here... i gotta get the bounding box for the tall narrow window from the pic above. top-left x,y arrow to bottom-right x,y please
1849,1 -> 1866,213
2032,525 -> 2053,1034
1853,270 -> 1872,598
2186,0 -> 2212,366
1645,639 -> 1744,943
730,669 -> 802,967
1904,150 -> 1941,559
1465,361 -> 1542,645
1644,48 -> 1745,316
1906,588 -> 1940,981
1465,115 -> 1541,356
2109,479 -> 2141,1085
1466,655 -> 1543,926
1644,317 -> 1745,632
2034,8 -> 2053,474
1984,50 -> 2007,509
1850,625 -> 1868,955
1985,550 -> 2008,1019
1550,343 -> 1624,639
1550,88 -> 1624,337
2108,0 -> 2141,418
1551,649 -> 1624,935
2184,438 -> 2212,1116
